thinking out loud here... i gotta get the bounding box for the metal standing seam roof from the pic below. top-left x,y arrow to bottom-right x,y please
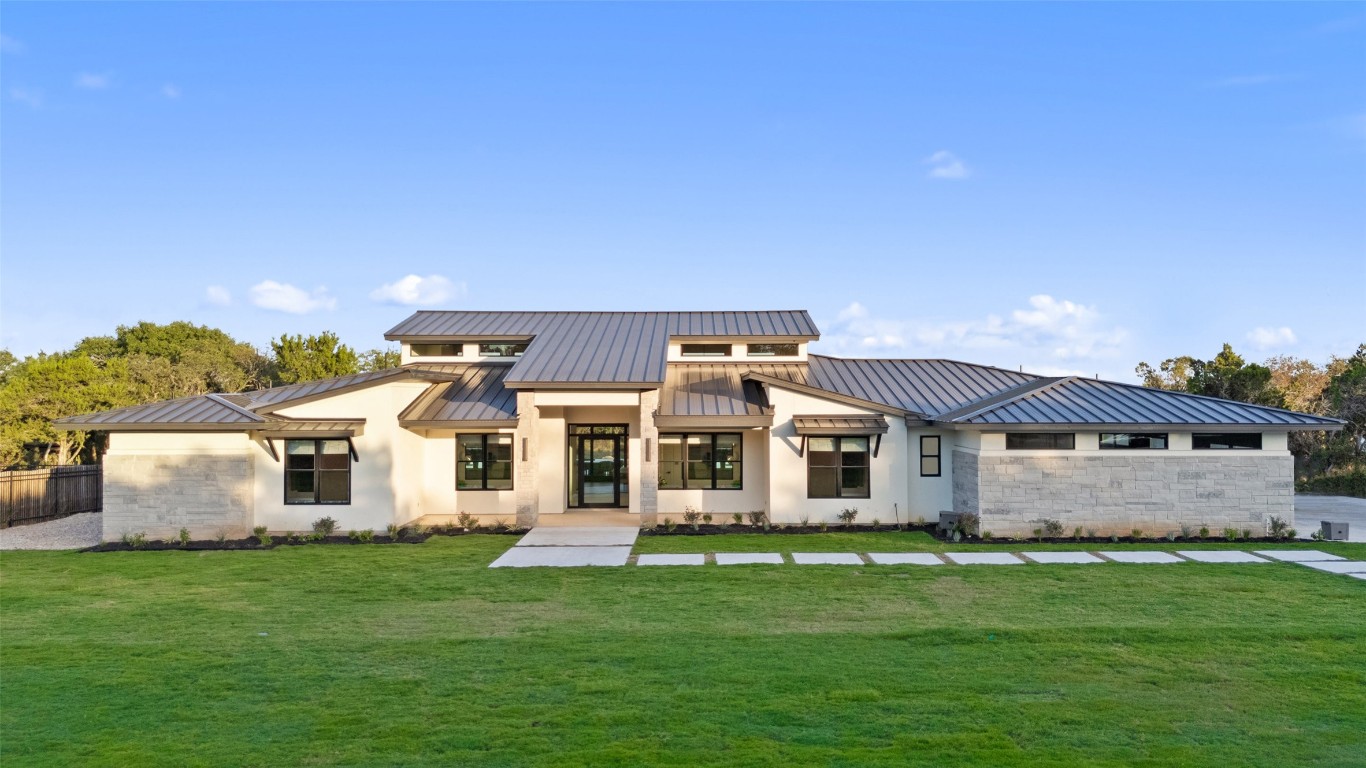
398,366 -> 520,427
655,364 -> 784,427
940,376 -> 1347,429
54,393 -> 268,429
792,415 -> 890,435
383,311 -> 820,386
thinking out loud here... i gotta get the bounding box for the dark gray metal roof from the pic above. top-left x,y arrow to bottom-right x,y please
940,376 -> 1346,429
54,394 -> 267,430
384,311 -> 819,386
234,367 -> 452,412
655,364 -> 778,428
792,415 -> 889,435
398,366 -> 519,427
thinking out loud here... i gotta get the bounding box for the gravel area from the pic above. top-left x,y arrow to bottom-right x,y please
0,512 -> 102,550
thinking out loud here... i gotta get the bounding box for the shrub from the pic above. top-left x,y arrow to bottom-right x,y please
871,518 -> 880,528
818,520 -> 828,532
1073,526 -> 1084,541
1130,529 -> 1143,540
682,506 -> 702,531
1109,534 -> 1119,543
1311,529 -> 1325,541
215,530 -> 228,545
308,531 -> 325,542
955,512 -> 980,537
915,515 -> 926,526
121,531 -> 148,549
1297,467 -> 1366,498
410,523 -> 428,537
836,508 -> 858,527
1198,526 -> 1210,539
981,530 -> 993,540
387,523 -> 401,539
1042,519 -> 1064,538
1085,527 -> 1097,538
457,512 -> 477,530
254,525 -> 272,546
1267,516 -> 1290,540
732,513 -> 744,526
494,519 -> 511,533
348,529 -> 375,543
1180,524 -> 1195,540
1241,528 -> 1252,541
799,513 -> 811,527
951,529 -> 962,542
664,517 -> 677,533
443,521 -> 458,534
1287,528 -> 1297,538
747,510 -> 767,527
702,513 -> 713,525
1164,531 -> 1177,542
312,516 -> 338,536
1032,527 -> 1044,541
1223,527 -> 1239,541
177,528 -> 191,546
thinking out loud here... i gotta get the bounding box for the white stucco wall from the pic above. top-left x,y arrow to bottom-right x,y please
906,429 -> 954,524
764,387 -> 909,524
657,429 -> 769,519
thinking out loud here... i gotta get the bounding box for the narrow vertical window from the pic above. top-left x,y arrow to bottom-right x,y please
920,435 -> 941,477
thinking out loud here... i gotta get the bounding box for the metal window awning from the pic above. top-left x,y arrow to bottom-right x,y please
792,415 -> 889,436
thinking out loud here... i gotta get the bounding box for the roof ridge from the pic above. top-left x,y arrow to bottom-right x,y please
204,393 -> 267,422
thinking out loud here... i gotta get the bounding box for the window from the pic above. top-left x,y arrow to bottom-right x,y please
1100,432 -> 1168,450
478,343 -> 528,357
680,343 -> 731,357
808,436 -> 870,498
457,434 -> 514,490
1193,433 -> 1262,450
747,343 -> 799,357
285,439 -> 351,504
1005,433 -> 1075,450
409,343 -> 463,357
920,435 -> 941,477
658,433 -> 742,489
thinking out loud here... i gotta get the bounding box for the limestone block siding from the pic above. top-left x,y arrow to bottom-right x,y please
103,452 -> 253,541
956,452 -> 1293,537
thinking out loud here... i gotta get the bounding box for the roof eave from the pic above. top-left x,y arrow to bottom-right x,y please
936,422 -> 1345,432
741,372 -> 915,418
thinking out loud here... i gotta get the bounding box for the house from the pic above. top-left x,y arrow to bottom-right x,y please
56,310 -> 1343,541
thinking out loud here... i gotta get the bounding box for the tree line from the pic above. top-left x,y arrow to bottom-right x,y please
1136,343 -> 1366,494
0,321 -> 399,468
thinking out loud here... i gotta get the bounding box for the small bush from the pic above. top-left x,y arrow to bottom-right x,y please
1180,524 -> 1195,540
410,523 -> 428,537
443,521 -> 458,534
915,515 -> 926,526
308,531 -> 325,542
664,517 -> 677,533
747,510 -> 767,527
955,512 -> 980,537
457,512 -> 477,530
387,523 -> 401,539
1073,526 -> 1084,541
494,519 -> 511,533
1042,519 -> 1064,538
818,520 -> 828,532
799,513 -> 811,527
1223,527 -> 1239,541
1130,529 -> 1143,540
215,530 -> 228,545
1164,531 -> 1177,542
682,506 -> 702,530
981,530 -> 993,540
1085,527 -> 1097,538
951,529 -> 962,542
1198,526 -> 1210,539
254,525 -> 272,546
312,517 -> 338,536
1311,529 -> 1325,541
121,531 -> 148,549
177,528 -> 191,546
871,518 -> 880,528
702,513 -> 713,525
1032,527 -> 1044,541
836,508 -> 858,527
1240,528 -> 1252,541
1109,534 -> 1119,543
1267,516 -> 1290,540
348,529 -> 375,543
732,513 -> 744,526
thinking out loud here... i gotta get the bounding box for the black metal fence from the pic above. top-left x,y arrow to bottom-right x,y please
1,465 -> 103,527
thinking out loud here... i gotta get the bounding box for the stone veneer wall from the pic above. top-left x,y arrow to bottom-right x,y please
954,451 -> 1293,536
102,453 -> 254,541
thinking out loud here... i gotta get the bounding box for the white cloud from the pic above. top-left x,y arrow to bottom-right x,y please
820,294 -> 1128,374
74,71 -> 113,90
369,274 -> 464,306
1246,326 -> 1296,350
0,34 -> 25,55
161,83 -> 181,99
9,87 -> 43,109
249,280 -> 336,314
924,150 -> 971,180
205,286 -> 232,307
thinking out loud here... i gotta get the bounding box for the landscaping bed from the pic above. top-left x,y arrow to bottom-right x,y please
83,524 -> 528,552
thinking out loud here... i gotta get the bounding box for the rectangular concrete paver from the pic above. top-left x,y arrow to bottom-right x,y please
490,546 -> 632,568
1021,551 -> 1104,564
637,554 -> 705,566
516,527 -> 638,547
1253,549 -> 1344,562
867,553 -> 943,565
944,552 -> 1023,565
791,552 -> 864,565
1350,573 -> 1366,581
1298,560 -> 1366,575
1098,551 -> 1183,564
1177,551 -> 1270,563
714,552 -> 784,565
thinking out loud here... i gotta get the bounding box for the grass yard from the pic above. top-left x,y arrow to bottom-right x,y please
2,535 -> 1364,767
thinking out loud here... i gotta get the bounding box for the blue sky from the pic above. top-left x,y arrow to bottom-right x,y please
2,3 -> 1362,380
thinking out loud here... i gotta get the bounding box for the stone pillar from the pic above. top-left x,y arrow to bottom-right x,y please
637,389 -> 660,527
514,391 -> 540,528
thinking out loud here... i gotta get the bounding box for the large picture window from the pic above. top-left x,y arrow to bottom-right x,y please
807,436 -> 870,498
1193,433 -> 1262,450
458,434 -> 514,490
1005,433 -> 1075,450
285,439 -> 351,504
920,435 -> 941,477
1100,432 -> 1168,450
658,433 -> 742,489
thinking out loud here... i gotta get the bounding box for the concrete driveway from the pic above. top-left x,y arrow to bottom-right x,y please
1296,495 -> 1366,543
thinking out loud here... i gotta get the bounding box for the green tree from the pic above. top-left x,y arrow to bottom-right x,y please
1323,345 -> 1366,454
359,347 -> 402,372
1185,344 -> 1284,407
1135,356 -> 1197,391
72,321 -> 273,395
0,354 -> 143,467
270,332 -> 360,385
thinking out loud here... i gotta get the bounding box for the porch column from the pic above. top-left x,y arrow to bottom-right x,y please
637,388 -> 659,526
514,391 -> 540,528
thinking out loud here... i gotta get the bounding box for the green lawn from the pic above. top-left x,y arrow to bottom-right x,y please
2,535 -> 1364,767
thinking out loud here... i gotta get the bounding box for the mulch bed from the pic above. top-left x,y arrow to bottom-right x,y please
83,527 -> 529,553
640,524 -> 938,537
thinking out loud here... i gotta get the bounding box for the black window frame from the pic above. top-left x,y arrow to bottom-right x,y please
920,435 -> 942,477
457,433 -> 515,491
679,343 -> 732,357
657,432 -> 743,490
409,343 -> 464,357
1005,433 -> 1076,450
807,436 -> 871,499
284,439 -> 352,505
747,343 -> 799,357
478,343 -> 528,358
1192,432 -> 1262,450
1099,432 -> 1168,450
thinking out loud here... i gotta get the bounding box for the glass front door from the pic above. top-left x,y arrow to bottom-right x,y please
568,425 -> 628,508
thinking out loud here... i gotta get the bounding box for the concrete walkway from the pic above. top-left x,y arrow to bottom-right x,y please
1295,495 -> 1366,543
488,526 -> 637,568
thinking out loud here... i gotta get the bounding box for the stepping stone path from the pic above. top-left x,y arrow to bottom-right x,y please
1254,550 -> 1343,562
637,554 -> 705,566
489,526 -> 637,568
944,552 -> 1024,565
791,553 -> 864,565
1022,551 -> 1104,564
715,552 -> 784,565
867,553 -> 943,566
1297,560 -> 1366,575
1098,551 -> 1184,564
1177,551 -> 1270,564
